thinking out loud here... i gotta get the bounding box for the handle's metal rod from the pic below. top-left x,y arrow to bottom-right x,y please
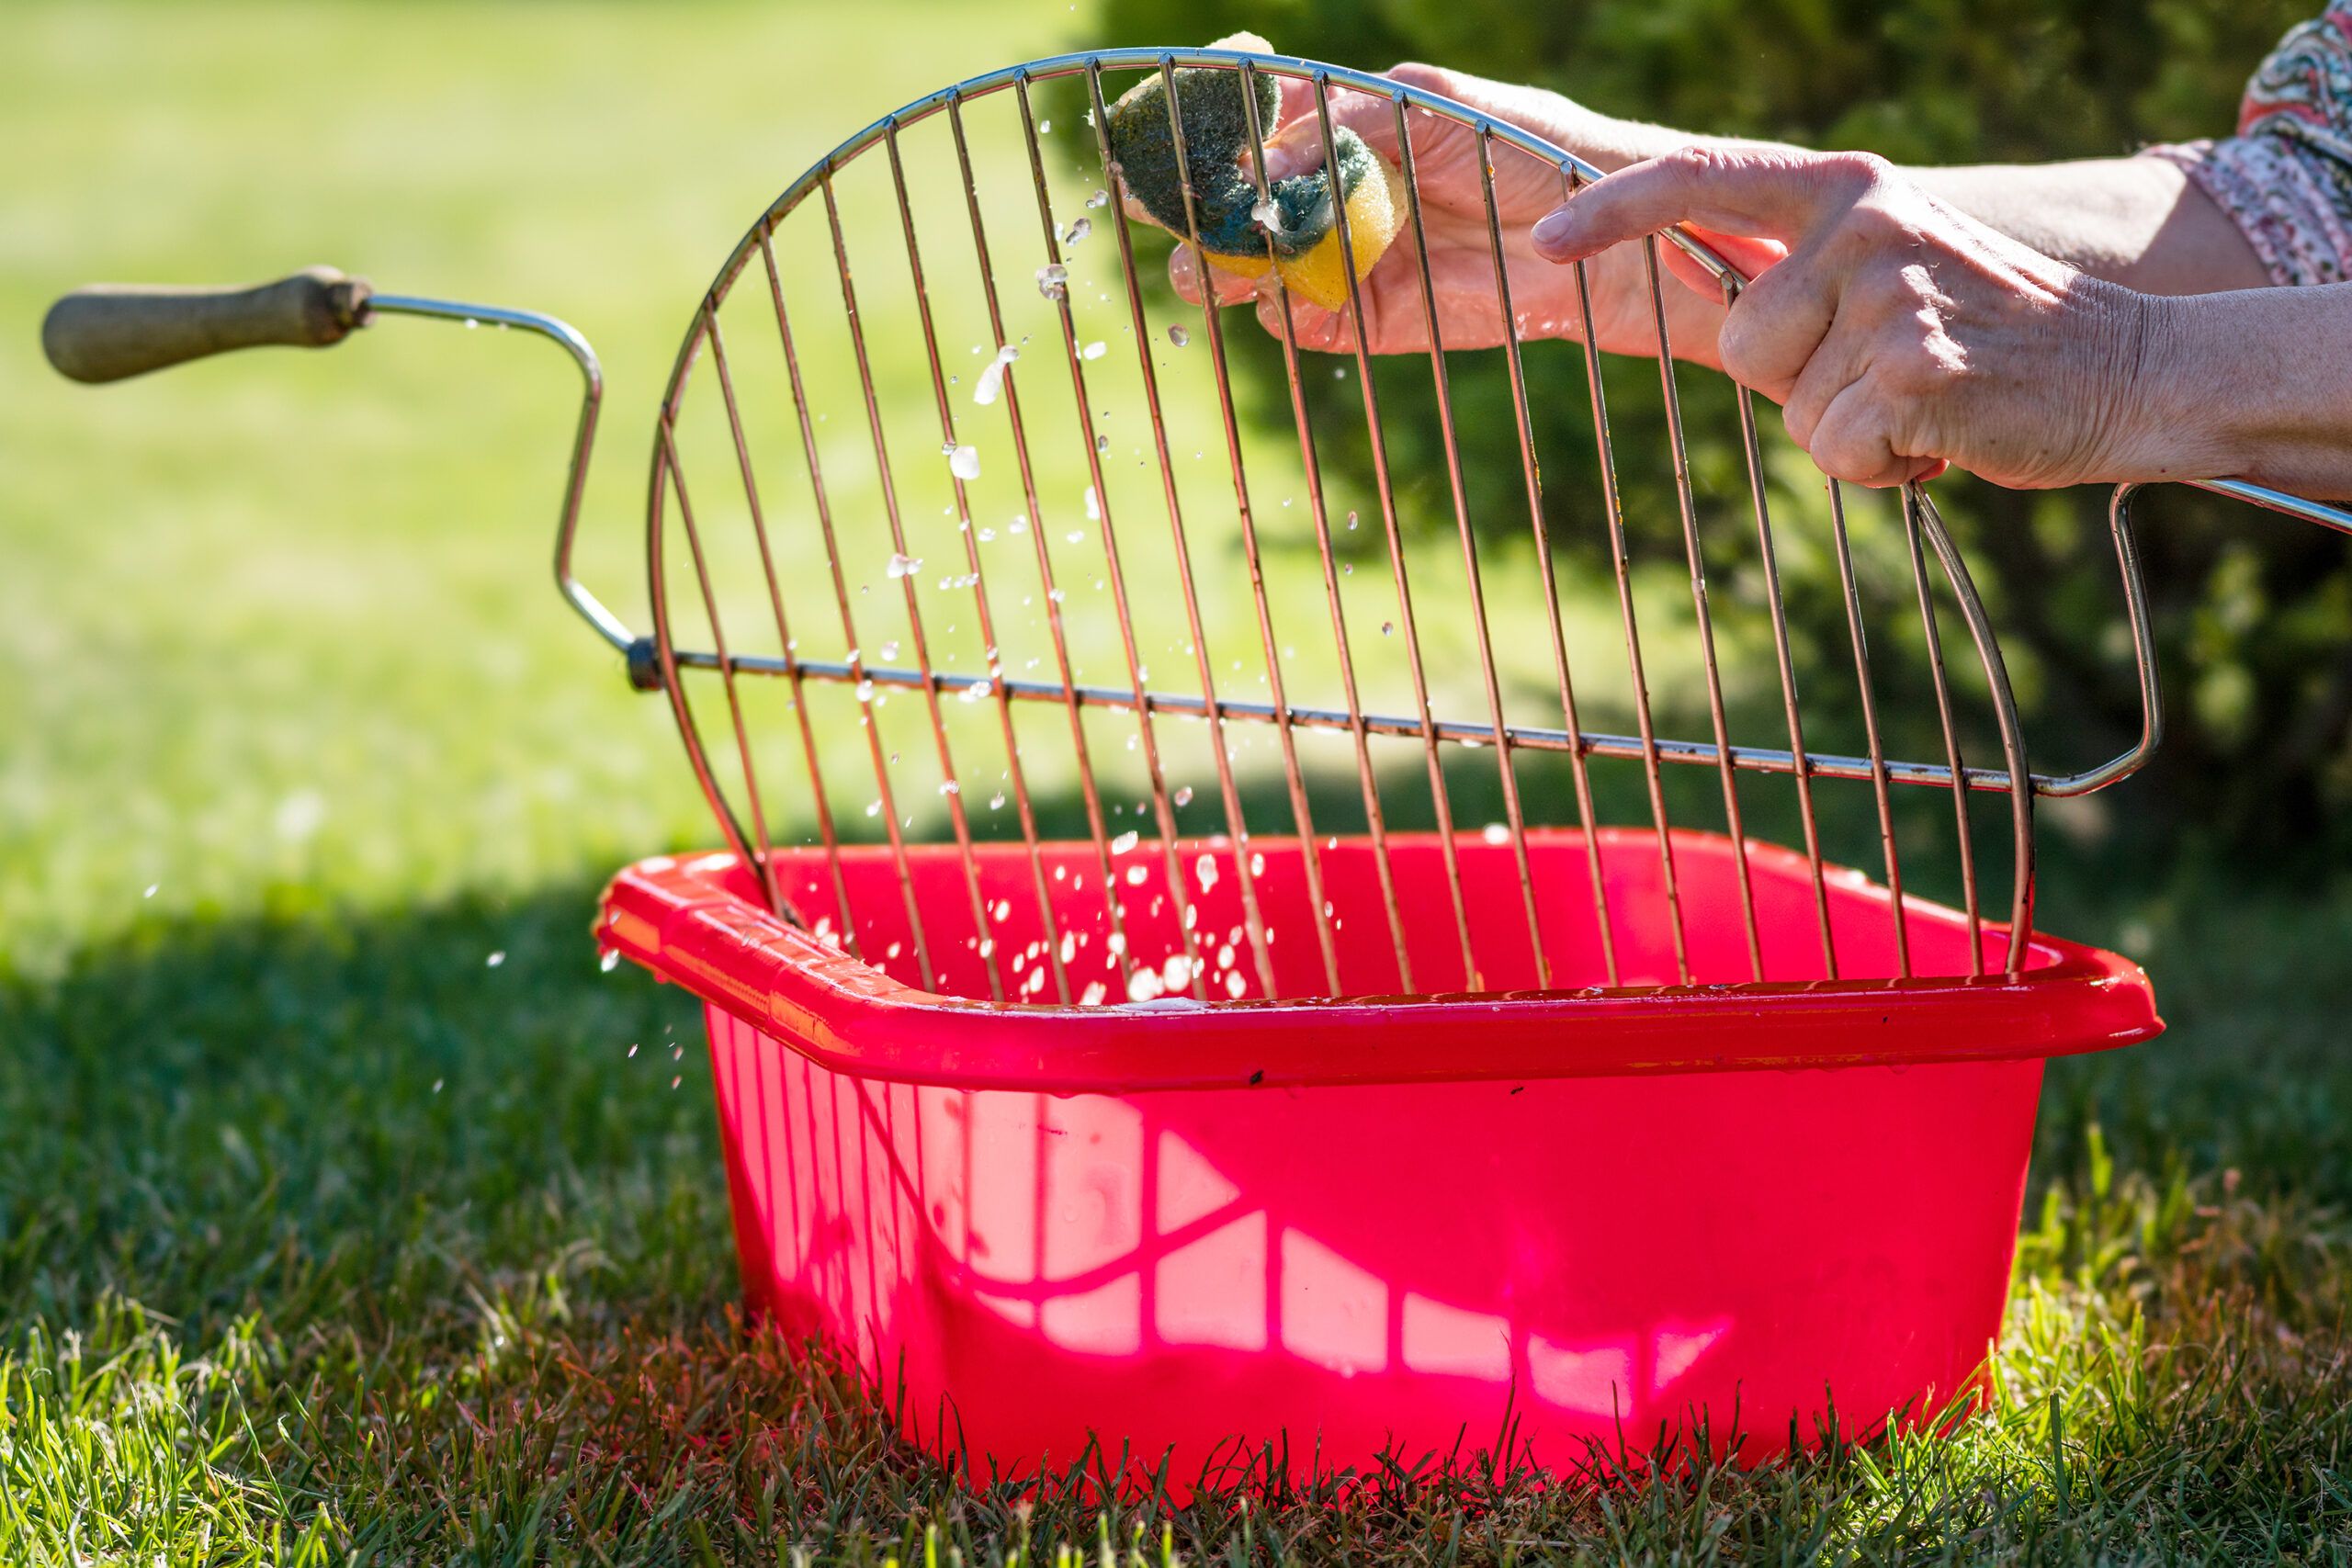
904,105 -> 1069,1003
1082,63 -> 1277,998
1902,483 -> 1984,974
1378,93 -> 1481,989
944,92 -> 1092,1003
1825,479 -> 1911,977
2192,478 -> 2352,534
1479,147 -> 1619,985
1018,70 -> 1210,1002
1153,56 -> 1342,997
364,296 -> 632,661
1638,238 -> 1757,980
1241,63 -> 1418,991
815,180 -> 945,993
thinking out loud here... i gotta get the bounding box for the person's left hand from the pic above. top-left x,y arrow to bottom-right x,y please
1531,144 -> 2165,489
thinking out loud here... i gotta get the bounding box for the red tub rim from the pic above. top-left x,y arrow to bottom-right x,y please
597,828 -> 2160,1095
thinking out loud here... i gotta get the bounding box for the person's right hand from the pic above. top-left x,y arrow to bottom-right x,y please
1165,63 -> 1785,368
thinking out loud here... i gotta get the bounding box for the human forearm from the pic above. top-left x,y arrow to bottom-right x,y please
1911,158 -> 2269,295
2128,286 -> 2352,498
1507,96 -> 2269,297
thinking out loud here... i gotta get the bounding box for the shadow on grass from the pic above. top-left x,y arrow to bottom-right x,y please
0,874 -> 725,1337
4,846 -> 2352,1561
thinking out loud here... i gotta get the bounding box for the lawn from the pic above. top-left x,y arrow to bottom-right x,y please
4,2 -> 2351,1562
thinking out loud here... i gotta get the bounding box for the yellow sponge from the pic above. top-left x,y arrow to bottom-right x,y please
1200,155 -> 1408,311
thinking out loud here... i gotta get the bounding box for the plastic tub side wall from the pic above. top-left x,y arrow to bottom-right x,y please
705,1000 -> 2043,1484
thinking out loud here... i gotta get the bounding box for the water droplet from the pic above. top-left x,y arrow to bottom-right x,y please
1094,432 -> 1110,450
939,780 -> 961,795
865,800 -> 882,818
947,444 -> 982,480
973,344 -> 1018,405
1482,823 -> 1510,845
1168,323 -> 1190,347
1083,486 -> 1101,521
1173,785 -> 1194,807
958,679 -> 991,705
989,791 -> 1007,809
1035,263 -> 1069,300
977,526 -> 996,542
485,951 -> 505,968
600,949 -> 621,972
1080,980 -> 1109,1006
1009,514 -> 1029,535
1038,118 -> 1052,134
855,679 -> 876,701
1347,509 -> 1360,530
878,640 -> 899,660
1086,188 -> 1110,209
1111,829 -> 1139,854
1065,218 -> 1092,244
887,552 -> 922,579
1082,340 -> 1106,360
1125,967 -> 1162,1003
1195,853 -> 1220,892
1382,621 -> 1394,636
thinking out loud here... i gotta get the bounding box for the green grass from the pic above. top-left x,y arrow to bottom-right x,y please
5,2 -> 2351,1561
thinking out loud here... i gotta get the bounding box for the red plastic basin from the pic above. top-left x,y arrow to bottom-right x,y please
599,829 -> 2158,1489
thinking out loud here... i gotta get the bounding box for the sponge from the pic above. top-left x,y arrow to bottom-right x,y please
1107,34 -> 1408,311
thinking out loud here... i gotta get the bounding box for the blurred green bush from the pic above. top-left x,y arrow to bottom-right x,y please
1091,0 -> 2351,852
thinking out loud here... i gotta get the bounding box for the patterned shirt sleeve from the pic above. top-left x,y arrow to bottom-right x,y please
2144,2 -> 2352,287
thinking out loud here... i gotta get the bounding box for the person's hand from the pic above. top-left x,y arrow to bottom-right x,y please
1529,145 -> 2165,490
1163,64 -> 1781,367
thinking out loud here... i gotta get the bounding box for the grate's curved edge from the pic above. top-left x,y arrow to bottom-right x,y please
636,47 -> 2165,996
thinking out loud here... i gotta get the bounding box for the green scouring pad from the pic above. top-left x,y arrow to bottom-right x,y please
1107,33 -> 1408,310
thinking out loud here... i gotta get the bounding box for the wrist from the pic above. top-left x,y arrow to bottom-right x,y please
2095,287 -> 2241,483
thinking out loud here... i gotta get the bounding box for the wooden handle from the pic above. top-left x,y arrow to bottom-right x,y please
42,266 -> 373,384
